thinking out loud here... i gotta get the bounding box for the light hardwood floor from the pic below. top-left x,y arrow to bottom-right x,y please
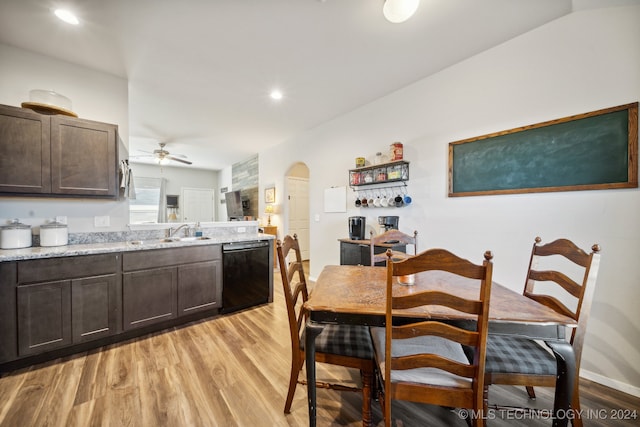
0,264 -> 638,426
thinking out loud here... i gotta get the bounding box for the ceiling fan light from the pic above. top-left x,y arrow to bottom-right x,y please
383,0 -> 420,24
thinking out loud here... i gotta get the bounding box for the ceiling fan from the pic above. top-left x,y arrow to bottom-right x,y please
134,142 -> 192,165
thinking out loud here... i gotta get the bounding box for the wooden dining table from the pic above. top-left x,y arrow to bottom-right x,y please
303,265 -> 578,427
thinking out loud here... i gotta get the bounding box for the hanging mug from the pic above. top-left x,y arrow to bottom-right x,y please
355,196 -> 362,208
394,194 -> 404,207
361,197 -> 369,208
374,196 -> 381,207
403,194 -> 412,205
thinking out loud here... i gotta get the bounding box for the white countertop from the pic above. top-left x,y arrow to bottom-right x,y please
0,233 -> 275,262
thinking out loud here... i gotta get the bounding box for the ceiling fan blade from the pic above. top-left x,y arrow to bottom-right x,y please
167,155 -> 192,165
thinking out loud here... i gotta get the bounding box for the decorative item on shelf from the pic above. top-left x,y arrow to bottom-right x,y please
21,89 -> 78,117
390,142 -> 403,160
355,157 -> 366,168
373,151 -> 386,165
264,204 -> 274,226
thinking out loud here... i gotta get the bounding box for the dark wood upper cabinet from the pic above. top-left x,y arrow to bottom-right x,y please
0,104 -> 118,198
50,116 -> 118,197
0,105 -> 51,193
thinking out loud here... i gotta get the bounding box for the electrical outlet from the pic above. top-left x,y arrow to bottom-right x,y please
237,226 -> 246,233
55,216 -> 67,224
94,216 -> 110,227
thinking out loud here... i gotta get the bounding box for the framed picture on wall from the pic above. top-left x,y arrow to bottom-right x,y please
265,187 -> 276,203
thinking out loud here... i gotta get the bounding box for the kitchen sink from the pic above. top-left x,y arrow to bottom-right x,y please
160,236 -> 211,243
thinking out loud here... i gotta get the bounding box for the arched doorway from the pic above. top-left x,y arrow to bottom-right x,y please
284,162 -> 310,261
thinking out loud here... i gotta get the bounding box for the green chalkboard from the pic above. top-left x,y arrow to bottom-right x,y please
448,103 -> 638,196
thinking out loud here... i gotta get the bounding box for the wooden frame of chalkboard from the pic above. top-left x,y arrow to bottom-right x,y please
448,102 -> 638,197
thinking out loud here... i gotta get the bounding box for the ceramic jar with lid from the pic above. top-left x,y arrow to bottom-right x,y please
40,220 -> 69,247
0,219 -> 32,249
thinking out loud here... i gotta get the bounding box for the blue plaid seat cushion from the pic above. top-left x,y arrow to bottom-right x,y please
485,334 -> 557,375
301,324 -> 374,360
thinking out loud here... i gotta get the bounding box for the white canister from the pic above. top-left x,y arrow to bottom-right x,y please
0,219 -> 32,249
40,221 -> 69,247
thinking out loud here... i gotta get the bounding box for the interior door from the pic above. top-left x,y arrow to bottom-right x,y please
181,187 -> 215,222
287,177 -> 310,260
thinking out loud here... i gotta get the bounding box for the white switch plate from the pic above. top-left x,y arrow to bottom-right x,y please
237,226 -> 246,233
55,216 -> 67,224
314,214 -> 320,222
94,215 -> 110,227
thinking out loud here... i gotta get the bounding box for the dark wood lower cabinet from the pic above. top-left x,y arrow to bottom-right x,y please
123,267 -> 178,330
178,260 -> 222,316
0,243 -> 239,372
122,245 -> 222,330
16,273 -> 120,356
71,274 -> 119,343
17,280 -> 72,356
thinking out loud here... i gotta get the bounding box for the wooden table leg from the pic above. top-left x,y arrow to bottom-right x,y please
305,321 -> 324,427
546,341 -> 576,427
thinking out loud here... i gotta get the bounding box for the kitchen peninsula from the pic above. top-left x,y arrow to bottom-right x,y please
0,226 -> 274,372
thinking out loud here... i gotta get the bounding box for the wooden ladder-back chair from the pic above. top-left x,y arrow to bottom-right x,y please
369,229 -> 418,266
484,237 -> 601,427
370,248 -> 494,427
276,234 -> 376,426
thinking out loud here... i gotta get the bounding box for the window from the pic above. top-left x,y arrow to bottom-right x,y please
129,177 -> 162,224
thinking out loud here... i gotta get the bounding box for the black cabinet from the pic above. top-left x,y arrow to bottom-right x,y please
340,240 -> 406,266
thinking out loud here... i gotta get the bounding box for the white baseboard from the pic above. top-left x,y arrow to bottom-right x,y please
581,369 -> 640,398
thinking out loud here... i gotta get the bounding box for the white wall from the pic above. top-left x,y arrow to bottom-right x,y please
132,163 -> 218,195
259,6 -> 640,395
0,43 -> 129,232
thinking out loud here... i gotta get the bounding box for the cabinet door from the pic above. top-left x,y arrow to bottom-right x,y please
50,116 -> 117,197
123,267 -> 177,330
0,105 -> 51,193
340,241 -> 364,266
178,260 -> 222,316
71,274 -> 119,343
17,280 -> 72,356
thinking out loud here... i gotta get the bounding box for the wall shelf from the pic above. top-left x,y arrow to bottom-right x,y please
349,160 -> 409,190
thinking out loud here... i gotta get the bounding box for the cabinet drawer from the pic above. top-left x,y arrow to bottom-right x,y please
123,245 -> 221,272
17,253 -> 119,284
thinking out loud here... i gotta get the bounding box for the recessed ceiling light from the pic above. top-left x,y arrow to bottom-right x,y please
383,0 -> 420,24
270,90 -> 283,101
54,9 -> 79,25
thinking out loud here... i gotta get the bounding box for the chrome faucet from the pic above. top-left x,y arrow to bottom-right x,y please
167,223 -> 190,238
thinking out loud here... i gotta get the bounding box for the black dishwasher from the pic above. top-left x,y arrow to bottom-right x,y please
222,240 -> 271,313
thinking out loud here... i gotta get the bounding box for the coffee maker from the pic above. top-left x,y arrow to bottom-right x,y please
348,216 -> 366,240
378,216 -> 399,234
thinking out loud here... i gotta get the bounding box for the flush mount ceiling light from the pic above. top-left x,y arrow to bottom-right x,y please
383,0 -> 420,23
54,9 -> 79,25
270,90 -> 283,101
